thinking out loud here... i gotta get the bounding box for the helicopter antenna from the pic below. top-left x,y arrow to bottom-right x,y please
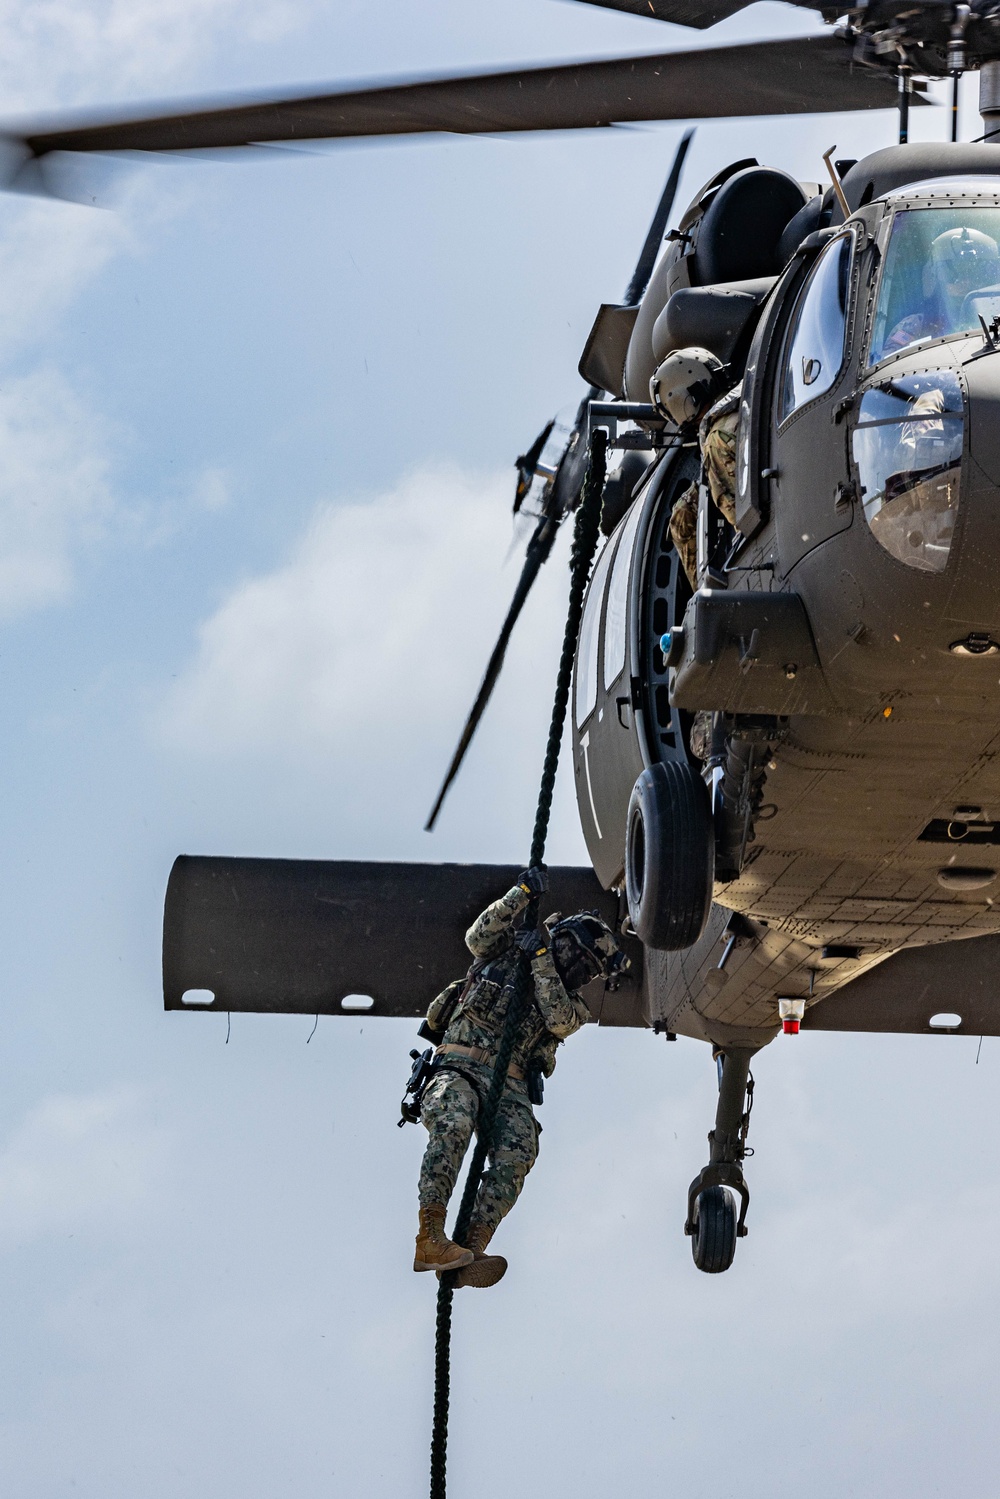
822,145 -> 851,219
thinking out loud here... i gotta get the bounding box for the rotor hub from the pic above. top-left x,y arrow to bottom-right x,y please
835,0 -> 1000,79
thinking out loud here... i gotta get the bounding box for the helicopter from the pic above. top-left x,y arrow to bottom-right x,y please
15,0 -> 1000,1274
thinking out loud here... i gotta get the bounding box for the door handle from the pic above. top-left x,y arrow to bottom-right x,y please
616,696 -> 631,728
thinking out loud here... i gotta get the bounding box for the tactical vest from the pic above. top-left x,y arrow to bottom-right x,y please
443,947 -> 557,1079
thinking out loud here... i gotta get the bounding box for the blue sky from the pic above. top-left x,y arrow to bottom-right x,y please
0,3 -> 996,1495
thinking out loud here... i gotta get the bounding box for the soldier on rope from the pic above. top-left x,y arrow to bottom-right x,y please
414,867 -> 628,1288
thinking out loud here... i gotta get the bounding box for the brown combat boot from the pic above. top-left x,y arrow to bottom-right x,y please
446,1220 -> 508,1289
414,1205 -> 475,1273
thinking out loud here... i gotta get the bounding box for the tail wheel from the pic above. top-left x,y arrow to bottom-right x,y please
625,761 -> 714,950
690,1186 -> 737,1274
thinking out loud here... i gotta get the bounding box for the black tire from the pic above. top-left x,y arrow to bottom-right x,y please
691,1186 -> 737,1274
624,761 -> 714,950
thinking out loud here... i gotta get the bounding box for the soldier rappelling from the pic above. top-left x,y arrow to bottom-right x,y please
411,865 -> 628,1288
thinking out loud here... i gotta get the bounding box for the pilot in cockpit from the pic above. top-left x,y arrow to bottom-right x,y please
881,224 -> 1000,358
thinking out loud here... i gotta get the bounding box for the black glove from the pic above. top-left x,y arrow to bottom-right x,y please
515,927 -> 549,958
517,865 -> 548,896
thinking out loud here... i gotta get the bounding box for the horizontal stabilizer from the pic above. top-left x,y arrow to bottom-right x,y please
163,856 -> 645,1025
807,934 -> 1000,1035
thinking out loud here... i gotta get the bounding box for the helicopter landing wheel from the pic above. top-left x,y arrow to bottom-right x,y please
690,1185 -> 737,1274
625,761 -> 713,950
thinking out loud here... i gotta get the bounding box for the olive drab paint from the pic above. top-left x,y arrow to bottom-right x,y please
572,141 -> 1000,1051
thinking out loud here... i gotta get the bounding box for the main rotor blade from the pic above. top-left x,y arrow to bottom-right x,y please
571,0 -> 757,30
425,516 -> 559,832
15,36 -> 908,164
622,127 -> 693,308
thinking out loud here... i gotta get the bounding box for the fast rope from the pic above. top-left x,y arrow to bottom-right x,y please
428,426 -> 608,1499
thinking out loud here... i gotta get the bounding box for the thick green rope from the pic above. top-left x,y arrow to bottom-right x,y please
428,427 -> 607,1499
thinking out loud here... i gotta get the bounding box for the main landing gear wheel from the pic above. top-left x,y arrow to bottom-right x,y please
690,1186 -> 737,1273
625,761 -> 713,950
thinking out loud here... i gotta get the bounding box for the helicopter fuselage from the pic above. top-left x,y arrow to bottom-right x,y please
572,147 -> 1000,1047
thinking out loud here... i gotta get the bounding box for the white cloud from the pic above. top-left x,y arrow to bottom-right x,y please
0,0 -> 323,351
0,198 -> 133,354
158,465 -> 567,766
0,1088 -> 167,1248
0,0 -> 315,113
0,367 -> 115,615
0,1 -> 328,621
190,466 -> 232,513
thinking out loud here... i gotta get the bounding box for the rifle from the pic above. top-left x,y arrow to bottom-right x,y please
397,1047 -> 439,1127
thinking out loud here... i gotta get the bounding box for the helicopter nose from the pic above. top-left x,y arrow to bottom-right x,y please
946,357 -> 1000,627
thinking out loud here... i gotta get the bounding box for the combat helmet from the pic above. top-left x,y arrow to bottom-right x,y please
546,911 -> 630,991
649,345 -> 726,428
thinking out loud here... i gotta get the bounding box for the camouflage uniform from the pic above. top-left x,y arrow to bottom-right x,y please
700,388 -> 740,529
668,482 -> 700,590
668,386 -> 741,588
417,883 -> 591,1235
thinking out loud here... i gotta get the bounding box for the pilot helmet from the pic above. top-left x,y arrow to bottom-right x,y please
546,911 -> 630,991
649,346 -> 727,427
926,225 -> 1000,304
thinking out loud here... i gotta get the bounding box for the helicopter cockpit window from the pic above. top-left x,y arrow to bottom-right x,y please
868,207 -> 1000,365
778,233 -> 852,423
575,534 -> 617,727
852,370 -> 963,574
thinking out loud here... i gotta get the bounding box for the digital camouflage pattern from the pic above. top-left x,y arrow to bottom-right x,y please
417,882 -> 592,1229
426,883 -> 591,1089
418,1062 -> 539,1232
668,386 -> 741,587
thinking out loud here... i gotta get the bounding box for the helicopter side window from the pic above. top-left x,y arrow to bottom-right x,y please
603,495 -> 646,690
778,233 -> 852,423
868,207 -> 1000,366
852,370 -> 963,574
575,534 -> 618,727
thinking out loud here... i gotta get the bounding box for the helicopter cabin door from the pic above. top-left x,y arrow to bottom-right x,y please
765,228 -> 859,576
572,489 -> 649,889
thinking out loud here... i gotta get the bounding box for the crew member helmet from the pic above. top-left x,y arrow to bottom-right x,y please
547,911 -> 629,992
926,225 -> 1000,308
649,346 -> 726,427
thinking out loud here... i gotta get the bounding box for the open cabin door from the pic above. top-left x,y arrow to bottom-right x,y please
572,497 -> 646,887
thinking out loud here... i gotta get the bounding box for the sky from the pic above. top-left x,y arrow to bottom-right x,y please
0,3 -> 997,1496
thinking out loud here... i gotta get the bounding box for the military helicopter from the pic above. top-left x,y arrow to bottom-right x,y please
16,0 -> 1000,1274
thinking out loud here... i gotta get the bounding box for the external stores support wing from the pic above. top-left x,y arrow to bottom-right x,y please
162,856 -> 645,1025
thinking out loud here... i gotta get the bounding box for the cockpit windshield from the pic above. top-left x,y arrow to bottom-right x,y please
869,207 -> 1000,365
